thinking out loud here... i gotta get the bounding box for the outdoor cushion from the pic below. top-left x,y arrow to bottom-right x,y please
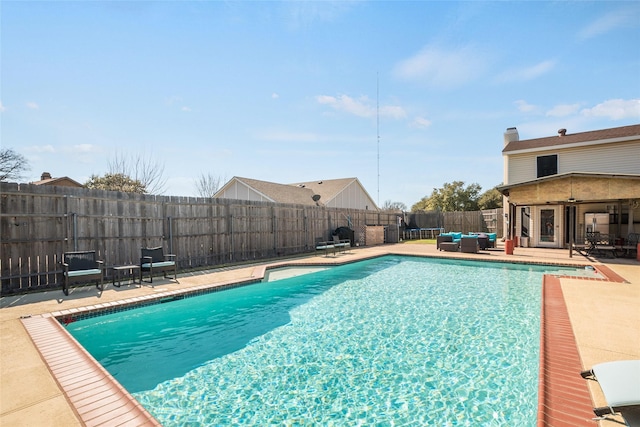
67,269 -> 101,277
141,261 -> 175,269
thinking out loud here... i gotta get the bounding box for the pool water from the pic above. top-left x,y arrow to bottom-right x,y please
67,256 -> 570,426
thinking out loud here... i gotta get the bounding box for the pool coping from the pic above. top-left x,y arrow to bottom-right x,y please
19,253 -> 628,426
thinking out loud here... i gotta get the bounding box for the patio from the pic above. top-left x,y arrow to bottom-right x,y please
1,242 -> 638,426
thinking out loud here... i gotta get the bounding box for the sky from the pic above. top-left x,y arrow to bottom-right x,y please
2,1 -> 640,209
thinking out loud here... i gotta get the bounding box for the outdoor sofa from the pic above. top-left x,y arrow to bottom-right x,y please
437,232 -> 498,253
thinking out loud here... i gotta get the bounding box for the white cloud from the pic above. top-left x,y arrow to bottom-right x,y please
73,144 -> 97,153
578,6 -> 640,40
0,101 -> 6,112
514,100 -> 537,113
497,60 -> 556,83
181,106 -> 192,112
272,93 -> 279,99
25,145 -> 55,153
410,117 -> 432,129
393,44 -> 488,88
316,94 -> 406,119
26,102 -> 39,110
546,103 -> 581,118
380,105 -> 407,119
317,94 -> 373,117
580,98 -> 640,120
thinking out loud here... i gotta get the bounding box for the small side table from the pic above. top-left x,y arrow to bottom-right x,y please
112,265 -> 140,288
439,242 -> 459,252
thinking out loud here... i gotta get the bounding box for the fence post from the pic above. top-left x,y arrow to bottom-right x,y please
167,216 -> 173,255
72,212 -> 78,251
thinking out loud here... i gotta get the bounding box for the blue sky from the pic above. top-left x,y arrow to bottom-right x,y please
3,1 -> 639,208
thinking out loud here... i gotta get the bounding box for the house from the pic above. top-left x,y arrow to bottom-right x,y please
498,124 -> 640,249
214,177 -> 379,210
31,172 -> 84,188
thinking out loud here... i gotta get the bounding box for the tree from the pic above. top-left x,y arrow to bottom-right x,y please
478,186 -> 503,210
411,181 -> 481,212
85,173 -> 146,193
195,172 -> 226,198
108,152 -> 167,195
0,148 -> 30,182
380,200 -> 407,212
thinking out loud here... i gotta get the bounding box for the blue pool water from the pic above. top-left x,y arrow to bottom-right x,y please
66,256 -> 574,426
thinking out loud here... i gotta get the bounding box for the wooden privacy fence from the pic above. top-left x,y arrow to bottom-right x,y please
406,209 -> 504,236
1,183 -> 400,295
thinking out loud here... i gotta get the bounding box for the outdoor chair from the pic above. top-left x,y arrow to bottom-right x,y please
460,236 -> 479,254
332,235 -> 351,254
315,238 -> 335,257
140,246 -> 177,283
581,359 -> 640,425
586,232 -> 617,258
475,234 -> 490,250
61,251 -> 104,296
621,233 -> 640,258
469,232 -> 495,249
436,234 -> 453,250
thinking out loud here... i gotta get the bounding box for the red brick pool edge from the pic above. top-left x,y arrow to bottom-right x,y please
537,275 -> 595,426
19,267 -> 604,426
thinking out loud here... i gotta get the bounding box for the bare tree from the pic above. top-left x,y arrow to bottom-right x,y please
195,172 -> 226,198
0,148 -> 30,182
108,152 -> 167,195
381,200 -> 407,212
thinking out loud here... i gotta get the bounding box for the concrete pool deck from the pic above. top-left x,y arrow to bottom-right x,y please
1,242 -> 638,426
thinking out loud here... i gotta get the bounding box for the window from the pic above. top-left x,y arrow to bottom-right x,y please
537,154 -> 558,178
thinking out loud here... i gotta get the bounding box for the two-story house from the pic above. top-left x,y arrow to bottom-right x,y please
498,124 -> 640,249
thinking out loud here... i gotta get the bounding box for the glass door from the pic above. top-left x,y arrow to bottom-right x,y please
539,208 -> 558,247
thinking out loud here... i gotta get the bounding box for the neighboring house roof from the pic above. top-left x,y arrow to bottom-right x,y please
215,176 -> 378,209
31,172 -> 84,188
503,124 -> 640,154
229,177 -> 319,205
290,177 -> 368,207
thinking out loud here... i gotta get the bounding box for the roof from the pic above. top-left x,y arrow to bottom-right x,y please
497,171 -> 640,194
503,124 -> 640,154
232,177 -> 318,205
31,176 -> 84,187
218,177 -> 373,207
289,177 -> 360,206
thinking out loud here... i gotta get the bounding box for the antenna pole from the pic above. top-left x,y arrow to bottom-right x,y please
377,72 -> 380,207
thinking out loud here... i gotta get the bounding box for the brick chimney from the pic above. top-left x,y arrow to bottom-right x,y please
41,172 -> 52,180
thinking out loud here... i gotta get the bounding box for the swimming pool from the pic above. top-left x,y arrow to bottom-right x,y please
66,256 -> 577,425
